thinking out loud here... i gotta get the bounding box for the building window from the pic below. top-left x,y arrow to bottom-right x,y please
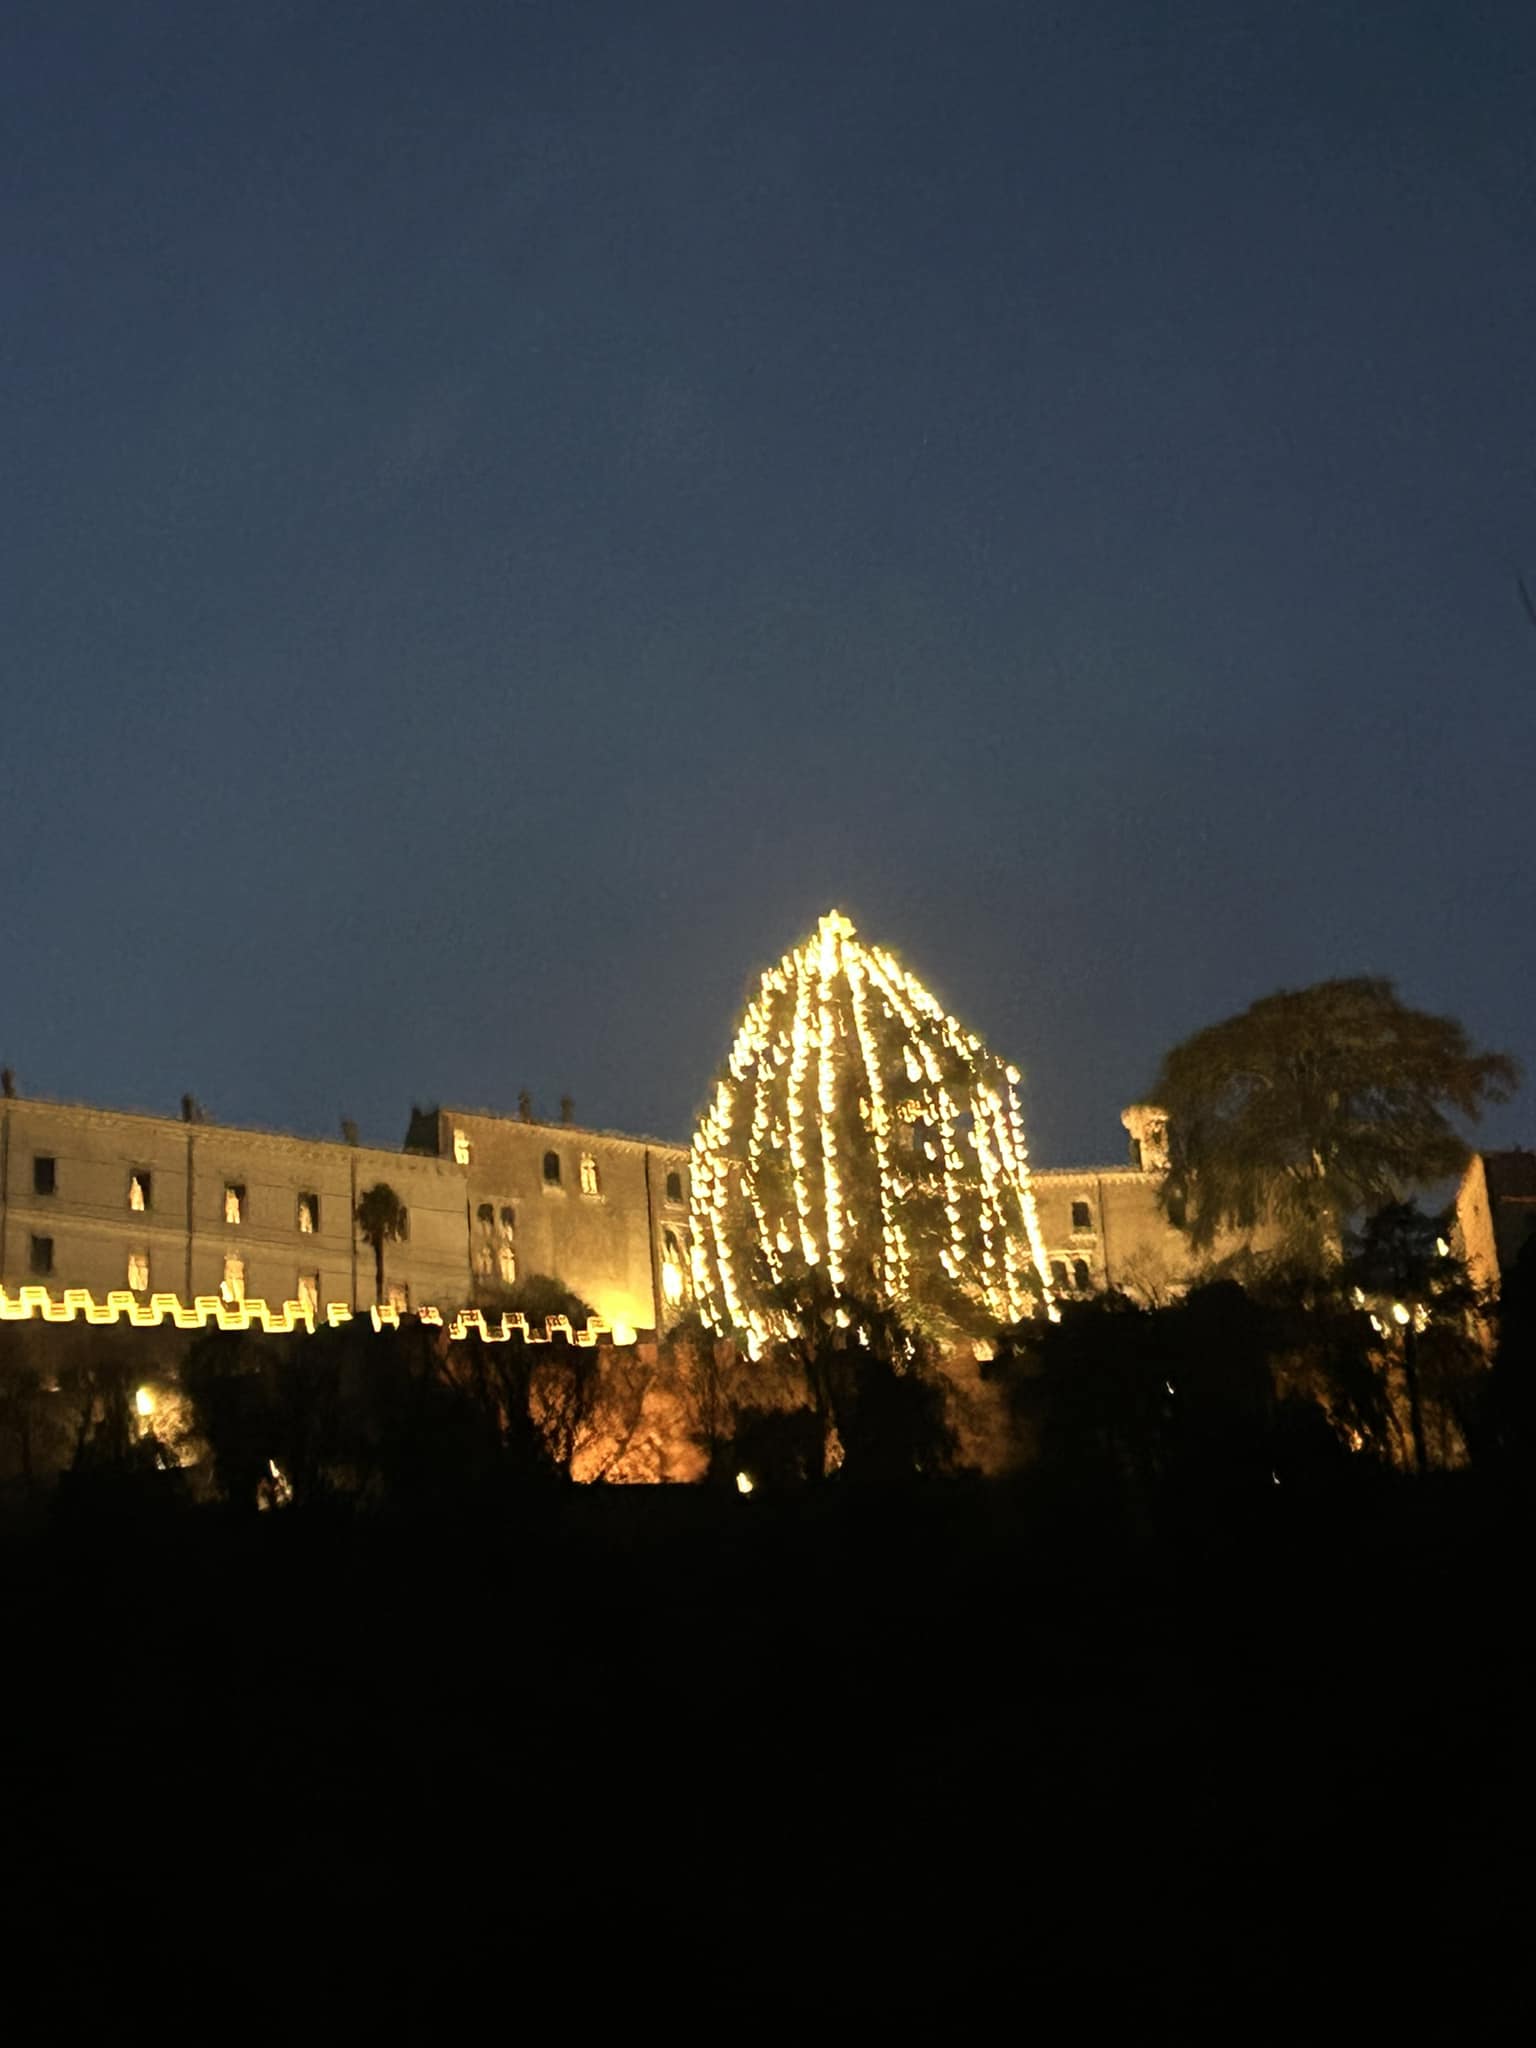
128,1249 -> 150,1293
33,1156 -> 56,1197
579,1153 -> 600,1197
665,1169 -> 684,1205
297,1192 -> 319,1234
1049,1259 -> 1067,1292
452,1127 -> 471,1165
474,1202 -> 494,1278
222,1255 -> 245,1304
1070,1199 -> 1093,1233
543,1150 -> 561,1186
661,1227 -> 688,1307
386,1284 -> 410,1314
129,1170 -> 152,1212
298,1272 -> 320,1316
224,1183 -> 245,1226
397,1208 -> 408,1240
1072,1258 -> 1091,1292
498,1206 -> 516,1285
30,1234 -> 54,1277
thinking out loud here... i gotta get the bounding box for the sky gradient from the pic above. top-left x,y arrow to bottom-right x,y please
5,1 -> 1535,1166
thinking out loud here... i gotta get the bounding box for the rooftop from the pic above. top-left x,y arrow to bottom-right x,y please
1482,1148 -> 1536,1204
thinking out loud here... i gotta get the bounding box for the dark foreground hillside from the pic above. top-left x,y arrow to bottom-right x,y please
1,1474 -> 1526,2032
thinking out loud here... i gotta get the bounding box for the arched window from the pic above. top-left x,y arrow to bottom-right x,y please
665,1169 -> 684,1204
661,1227 -> 688,1307
498,1206 -> 516,1284
474,1202 -> 494,1277
579,1153 -> 600,1197
543,1151 -> 561,1186
1072,1258 -> 1091,1292
1050,1259 -> 1068,1292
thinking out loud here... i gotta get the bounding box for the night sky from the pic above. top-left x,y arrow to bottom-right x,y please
5,2 -> 1534,1167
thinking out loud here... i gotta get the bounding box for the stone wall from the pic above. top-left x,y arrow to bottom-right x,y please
417,1107 -> 692,1333
0,1098 -> 467,1311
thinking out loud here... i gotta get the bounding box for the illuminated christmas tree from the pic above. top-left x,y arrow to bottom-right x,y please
689,911 -> 1054,1349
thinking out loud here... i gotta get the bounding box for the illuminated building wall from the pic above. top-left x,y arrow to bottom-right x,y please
0,1098 -> 468,1314
0,1088 -> 1207,1340
1453,1149 -> 1536,1298
406,1107 -> 692,1336
1029,1167 -> 1201,1304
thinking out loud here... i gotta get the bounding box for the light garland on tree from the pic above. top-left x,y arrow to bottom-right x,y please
690,911 -> 1054,1350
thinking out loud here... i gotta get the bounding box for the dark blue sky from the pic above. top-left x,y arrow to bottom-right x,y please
5,1 -> 1534,1164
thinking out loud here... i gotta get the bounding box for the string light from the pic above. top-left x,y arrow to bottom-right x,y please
689,910 -> 1054,1334
0,1284 -> 614,1347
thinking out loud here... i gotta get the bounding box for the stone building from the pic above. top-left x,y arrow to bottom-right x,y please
0,1080 -> 1207,1331
0,1083 -> 695,1334
1029,1106 -> 1199,1304
404,1105 -> 692,1338
0,1093 -> 467,1315
1453,1149 -> 1536,1296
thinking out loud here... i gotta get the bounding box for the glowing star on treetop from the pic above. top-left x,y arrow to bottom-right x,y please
688,910 -> 1055,1347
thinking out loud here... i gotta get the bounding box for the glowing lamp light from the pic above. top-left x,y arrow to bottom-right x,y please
735,1471 -> 755,1495
134,1386 -> 155,1418
1390,1301 -> 1412,1326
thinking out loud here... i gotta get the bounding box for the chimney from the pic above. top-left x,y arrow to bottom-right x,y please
0,1067 -> 14,1100
1121,1104 -> 1170,1173
181,1094 -> 205,1125
341,1118 -> 359,1146
518,1091 -> 534,1123
560,1095 -> 575,1125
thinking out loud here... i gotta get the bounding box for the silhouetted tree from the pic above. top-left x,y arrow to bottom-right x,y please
667,1312 -> 760,1481
1022,1293 -> 1170,1490
503,1272 -> 595,1333
1153,980 -> 1516,1266
767,1269 -> 958,1482
355,1182 -> 408,1304
527,1335 -> 602,1479
0,1334 -> 52,1500
729,1405 -> 825,1490
1486,1232 -> 1536,1466
182,1329 -> 291,1508
1339,1202 -> 1487,1473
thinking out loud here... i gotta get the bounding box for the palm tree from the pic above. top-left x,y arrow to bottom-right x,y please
355,1183 -> 407,1305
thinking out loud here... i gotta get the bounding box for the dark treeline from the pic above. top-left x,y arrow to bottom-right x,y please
6,1219 -> 1535,1514
2,1237 -> 1533,2024
3,1422 -> 1527,2026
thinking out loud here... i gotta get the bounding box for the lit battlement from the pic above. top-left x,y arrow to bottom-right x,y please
0,1284 -> 624,1346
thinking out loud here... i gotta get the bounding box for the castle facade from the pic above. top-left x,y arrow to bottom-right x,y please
0,1081 -> 1195,1331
